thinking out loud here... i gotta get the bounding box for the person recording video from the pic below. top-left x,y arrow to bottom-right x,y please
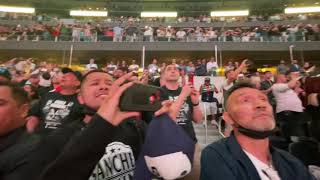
20,70 -> 190,180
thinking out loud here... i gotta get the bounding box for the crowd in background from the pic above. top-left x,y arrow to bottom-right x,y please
0,21 -> 319,42
0,55 -> 320,179
0,56 -> 318,101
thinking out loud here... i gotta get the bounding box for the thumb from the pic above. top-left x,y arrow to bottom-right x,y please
120,111 -> 140,120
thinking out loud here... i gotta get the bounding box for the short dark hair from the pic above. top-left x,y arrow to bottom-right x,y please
81,70 -> 110,85
224,81 -> 256,110
0,81 -> 29,105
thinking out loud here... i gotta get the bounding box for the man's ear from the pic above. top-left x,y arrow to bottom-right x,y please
77,94 -> 85,105
19,103 -> 30,119
222,112 -> 235,126
75,80 -> 81,88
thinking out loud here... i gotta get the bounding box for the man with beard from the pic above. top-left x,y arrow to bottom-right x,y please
200,82 -> 315,180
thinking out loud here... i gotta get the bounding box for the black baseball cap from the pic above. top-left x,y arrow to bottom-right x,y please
0,67 -> 11,81
61,67 -> 83,82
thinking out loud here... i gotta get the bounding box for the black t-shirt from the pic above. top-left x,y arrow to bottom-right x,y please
37,115 -> 146,180
28,91 -> 84,134
160,86 -> 197,142
90,118 -> 146,180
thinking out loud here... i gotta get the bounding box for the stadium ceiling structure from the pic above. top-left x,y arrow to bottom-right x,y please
0,0 -> 319,16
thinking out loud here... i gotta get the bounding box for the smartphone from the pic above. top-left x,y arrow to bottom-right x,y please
188,74 -> 194,85
119,83 -> 163,112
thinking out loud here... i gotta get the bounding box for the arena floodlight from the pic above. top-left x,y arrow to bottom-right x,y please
0,5 -> 35,14
70,10 -> 108,17
285,6 -> 320,14
210,10 -> 249,17
141,12 -> 177,17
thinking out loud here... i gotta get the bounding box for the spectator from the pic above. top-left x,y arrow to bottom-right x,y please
128,60 -> 139,72
51,75 -> 62,92
26,73 -> 40,87
104,28 -> 114,41
206,57 -> 219,76
72,25 -> 81,42
143,26 -> 153,42
113,23 -> 123,42
186,61 -> 195,75
85,58 -> 98,71
179,60 -> 186,72
0,82 -> 38,180
176,28 -> 186,41
21,71 -> 141,180
33,72 -> 178,180
260,71 -> 276,109
272,74 -> 309,139
106,61 -> 117,75
277,60 -> 288,75
200,82 -> 315,180
225,61 -> 235,71
207,27 -> 218,41
221,59 -> 248,99
26,68 -> 83,135
289,59 -> 301,72
83,23 -> 93,42
250,75 -> 261,89
200,77 -> 219,127
23,84 -> 39,104
195,59 -> 206,76
160,64 -> 203,142
125,20 -> 138,42
113,67 -> 127,79
147,58 -> 158,76
0,67 -> 12,82
156,25 -> 166,41
302,62 -> 316,74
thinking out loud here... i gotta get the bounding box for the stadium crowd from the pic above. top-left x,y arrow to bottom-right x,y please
0,21 -> 319,42
1,11 -> 320,23
0,55 -> 320,179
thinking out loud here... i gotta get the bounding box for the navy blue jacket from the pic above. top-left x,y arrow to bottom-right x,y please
200,134 -> 316,180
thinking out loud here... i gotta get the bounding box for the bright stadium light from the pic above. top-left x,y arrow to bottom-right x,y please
0,5 -> 35,14
70,10 -> 108,17
141,12 -> 178,17
210,10 -> 249,17
285,6 -> 320,14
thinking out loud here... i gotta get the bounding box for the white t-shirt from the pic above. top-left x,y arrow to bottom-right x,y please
206,61 -> 219,71
176,31 -> 186,39
272,83 -> 304,113
106,64 -> 117,74
86,63 -> 98,70
128,64 -> 139,72
244,150 -> 281,180
221,79 -> 234,92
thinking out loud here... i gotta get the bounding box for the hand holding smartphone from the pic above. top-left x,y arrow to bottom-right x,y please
119,83 -> 164,112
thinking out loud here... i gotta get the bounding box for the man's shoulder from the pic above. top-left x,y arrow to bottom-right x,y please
203,138 -> 231,156
273,147 -> 306,166
272,147 -> 314,178
201,138 -> 237,168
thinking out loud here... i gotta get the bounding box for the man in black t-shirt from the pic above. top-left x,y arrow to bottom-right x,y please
160,64 -> 203,142
22,71 -> 145,180
26,68 -> 83,134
